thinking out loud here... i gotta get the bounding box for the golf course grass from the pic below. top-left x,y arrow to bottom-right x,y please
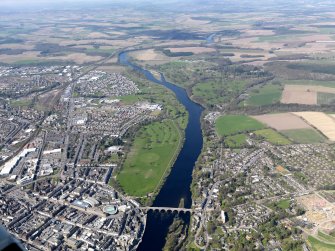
117,119 -> 182,197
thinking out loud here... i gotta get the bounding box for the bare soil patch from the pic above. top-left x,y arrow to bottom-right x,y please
281,85 -> 335,105
253,113 -> 311,130
281,85 -> 317,105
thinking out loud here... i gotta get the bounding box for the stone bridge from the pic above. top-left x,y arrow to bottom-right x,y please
140,207 -> 199,214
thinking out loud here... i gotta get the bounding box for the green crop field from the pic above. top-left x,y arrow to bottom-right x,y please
318,93 -> 335,105
117,119 -> 181,196
216,115 -> 265,136
282,129 -> 326,144
225,134 -> 247,148
307,235 -> 335,251
254,129 -> 291,145
245,84 -> 282,106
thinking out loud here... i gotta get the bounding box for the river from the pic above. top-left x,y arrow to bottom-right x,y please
119,52 -> 204,250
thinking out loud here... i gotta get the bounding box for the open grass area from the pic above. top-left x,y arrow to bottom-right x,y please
277,199 -> 290,210
281,129 -> 326,144
254,129 -> 291,145
307,235 -> 335,251
10,98 -> 33,107
215,115 -> 265,136
117,119 -> 181,197
193,79 -> 247,106
318,231 -> 335,243
225,134 -> 247,148
117,94 -> 142,104
245,83 -> 282,106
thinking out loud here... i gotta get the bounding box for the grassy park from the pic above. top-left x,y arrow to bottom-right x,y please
117,119 -> 182,197
215,115 -> 265,136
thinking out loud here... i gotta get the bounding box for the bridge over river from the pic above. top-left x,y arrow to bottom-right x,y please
139,207 -> 201,214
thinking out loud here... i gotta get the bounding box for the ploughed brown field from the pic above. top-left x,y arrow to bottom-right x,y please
252,113 -> 311,131
281,85 -> 335,105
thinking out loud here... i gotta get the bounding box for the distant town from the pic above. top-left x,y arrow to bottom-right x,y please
1,0 -> 335,250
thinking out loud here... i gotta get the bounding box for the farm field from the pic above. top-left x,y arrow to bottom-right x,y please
318,93 -> 335,105
215,115 -> 265,136
245,83 -> 282,106
293,112 -> 335,141
281,85 -> 335,105
282,129 -> 326,144
254,129 -> 291,145
129,49 -> 170,62
117,120 -> 181,197
252,113 -> 311,131
167,47 -> 216,54
281,85 -> 318,105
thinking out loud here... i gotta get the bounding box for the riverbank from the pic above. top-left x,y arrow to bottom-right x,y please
119,51 -> 204,250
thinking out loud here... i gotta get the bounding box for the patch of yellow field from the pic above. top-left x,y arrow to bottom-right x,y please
293,112 -> 335,141
130,49 -> 169,61
0,43 -> 35,50
0,51 -> 41,64
167,47 -> 215,54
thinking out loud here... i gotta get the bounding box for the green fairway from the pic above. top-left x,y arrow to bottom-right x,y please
254,129 -> 291,145
215,115 -> 265,136
281,129 -> 326,144
307,235 -> 335,251
246,84 -> 282,106
225,134 -> 247,148
117,120 -> 181,197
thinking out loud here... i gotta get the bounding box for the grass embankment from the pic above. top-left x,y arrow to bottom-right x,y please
117,119 -> 182,197
307,235 -> 335,251
282,129 -> 326,144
